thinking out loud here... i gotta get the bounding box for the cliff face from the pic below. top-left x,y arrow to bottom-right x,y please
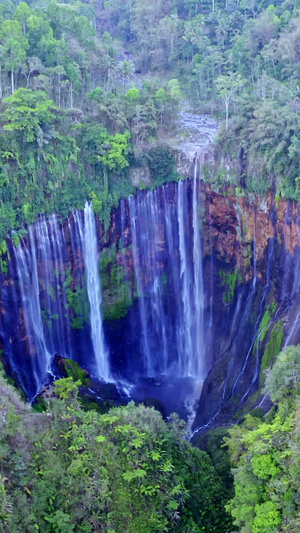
193,187 -> 300,430
91,183 -> 300,428
204,188 -> 299,267
1,181 -> 300,426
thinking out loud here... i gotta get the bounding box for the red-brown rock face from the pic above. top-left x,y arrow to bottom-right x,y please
202,187 -> 300,274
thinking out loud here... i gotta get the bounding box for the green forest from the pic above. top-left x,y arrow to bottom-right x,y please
1,0 -> 300,531
0,0 -> 300,239
2,345 -> 300,532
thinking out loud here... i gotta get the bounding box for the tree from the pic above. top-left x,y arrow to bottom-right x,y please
264,345 -> 300,403
13,1 -> 31,35
3,88 -> 57,144
1,19 -> 28,94
82,124 -> 131,171
216,73 -> 244,130
117,59 -> 135,90
166,78 -> 182,120
0,371 -> 232,532
21,56 -> 44,87
226,345 -> 300,532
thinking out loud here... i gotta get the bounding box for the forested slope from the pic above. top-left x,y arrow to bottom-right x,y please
0,371 -> 232,532
226,345 -> 300,533
0,0 -> 300,240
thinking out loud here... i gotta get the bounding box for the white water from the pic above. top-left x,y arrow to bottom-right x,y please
128,177 -> 206,380
13,226 -> 53,396
178,179 -> 193,375
82,203 -> 110,381
128,195 -> 152,375
192,157 -> 205,376
7,205 -> 111,399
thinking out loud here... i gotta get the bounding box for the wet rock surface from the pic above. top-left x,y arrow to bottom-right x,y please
2,182 -> 300,430
166,109 -> 220,175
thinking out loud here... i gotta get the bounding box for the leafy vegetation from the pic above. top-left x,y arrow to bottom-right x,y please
0,0 -> 300,238
100,246 -> 133,320
226,344 -> 300,532
0,373 -> 232,532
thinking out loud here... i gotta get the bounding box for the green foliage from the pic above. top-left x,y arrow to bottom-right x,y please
264,344 -> 300,403
226,345 -> 300,532
100,246 -> 133,320
0,374 -> 231,532
81,124 -> 131,171
0,239 -> 8,275
54,376 -> 81,401
195,427 -> 233,490
260,321 -> 283,385
3,88 -> 57,144
218,268 -> 238,304
0,0 -> 189,240
147,145 -> 177,185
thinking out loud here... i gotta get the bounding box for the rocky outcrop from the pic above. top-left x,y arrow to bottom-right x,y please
203,188 -> 300,265
164,110 -> 220,176
192,188 -> 300,433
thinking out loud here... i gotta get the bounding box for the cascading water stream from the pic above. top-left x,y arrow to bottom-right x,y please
128,195 -> 152,375
82,203 -> 110,382
127,176 -> 206,381
178,179 -> 194,375
2,180 -> 208,404
4,205 -> 110,399
192,155 -> 205,377
12,227 -> 53,398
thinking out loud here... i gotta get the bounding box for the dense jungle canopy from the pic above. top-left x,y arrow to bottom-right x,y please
0,0 -> 300,239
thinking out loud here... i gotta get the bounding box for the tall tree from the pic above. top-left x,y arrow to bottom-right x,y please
1,19 -> 28,94
216,73 -> 244,130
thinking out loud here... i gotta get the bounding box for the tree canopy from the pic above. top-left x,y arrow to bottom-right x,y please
0,371 -> 232,532
0,0 -> 299,238
226,345 -> 300,533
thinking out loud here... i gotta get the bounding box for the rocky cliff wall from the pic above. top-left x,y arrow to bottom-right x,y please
90,183 -> 300,428
1,181 -> 300,427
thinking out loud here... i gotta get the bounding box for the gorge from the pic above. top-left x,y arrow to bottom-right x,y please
1,171 -> 300,432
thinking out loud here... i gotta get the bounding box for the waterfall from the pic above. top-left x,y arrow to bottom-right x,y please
128,195 -> 152,374
3,205 -> 110,399
127,177 -> 206,380
82,203 -> 110,382
12,226 -> 53,399
192,156 -> 205,377
253,205 -> 257,285
178,179 -> 193,374
1,180 -> 206,400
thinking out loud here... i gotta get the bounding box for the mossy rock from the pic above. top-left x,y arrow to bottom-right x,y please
218,268 -> 238,304
53,355 -> 90,387
259,321 -> 283,386
100,246 -> 133,320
